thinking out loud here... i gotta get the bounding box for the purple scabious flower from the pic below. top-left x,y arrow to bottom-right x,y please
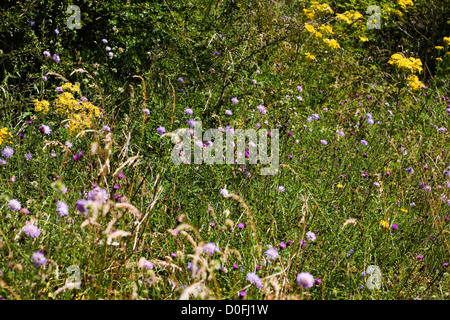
203,242 -> 220,255
187,119 -> 196,127
0,159 -> 6,165
406,167 -> 414,175
54,29 -> 59,35
296,272 -> 315,288
32,251 -> 47,267
24,224 -> 40,238
25,153 -> 32,160
65,141 -> 73,148
320,140 -> 327,145
52,54 -> 60,62
185,108 -> 193,115
392,224 -> 398,230
178,77 -> 184,82
56,201 -> 69,217
265,245 -> 279,259
40,125 -> 51,135
103,125 -> 111,132
102,39 -> 108,43
279,242 -> 286,248
231,97 -> 239,104
237,222 -> 245,229
306,231 -> 316,241
225,110 -> 232,115
8,199 -> 21,211
338,130 -> 345,136
257,105 -> 267,114
246,272 -> 263,289
157,126 -> 166,134
76,200 -> 89,213
2,147 -> 14,159
417,254 -> 423,259
360,140 -> 368,146
87,186 -> 109,203
142,108 -> 150,115
105,46 -> 111,51
297,85 -> 303,92
277,186 -> 285,192
43,50 -> 51,57
311,113 -> 319,120
144,260 -> 154,270
108,52 -> 114,57
213,51 -> 221,57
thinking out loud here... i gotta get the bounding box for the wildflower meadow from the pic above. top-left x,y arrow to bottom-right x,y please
0,0 -> 449,303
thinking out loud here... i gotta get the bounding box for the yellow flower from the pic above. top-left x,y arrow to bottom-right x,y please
318,25 -> 334,35
400,209 -> 408,213
303,9 -> 315,20
311,2 -> 334,14
406,75 -> 424,91
305,23 -> 316,34
444,37 -> 450,46
0,127 -> 12,145
388,53 -> 423,74
397,0 -> 414,9
436,57 -> 443,62
435,46 -> 444,50
324,38 -> 340,49
336,10 -> 363,24
305,52 -> 316,60
380,220 -> 389,228
337,184 -> 344,188
359,36 -> 369,42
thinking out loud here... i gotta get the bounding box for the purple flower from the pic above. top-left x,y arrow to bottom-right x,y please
237,222 -> 245,229
143,260 -> 154,270
338,130 -> 345,137
297,85 -> 303,92
203,242 -> 220,255
296,272 -> 315,288
76,200 -> 89,213
360,140 -> 368,146
24,224 -> 40,238
105,46 -> 111,51
279,242 -> 286,248
265,245 -> 279,259
320,140 -> 327,145
65,141 -> 73,148
231,97 -> 239,104
29,20 -> 35,26
225,110 -> 232,115
31,251 -> 47,267
42,76 -> 48,81
142,108 -> 150,115
102,39 -> 108,43
184,108 -> 193,115
108,52 -> 114,57
417,254 -> 423,259
256,70 -> 260,74
2,147 -> 14,159
103,125 -> 111,132
56,201 -> 69,217
24,153 -> 32,161
277,186 -> 285,192
52,54 -> 60,62
311,113 -> 319,120
157,126 -> 166,134
178,77 -> 184,82
406,167 -> 414,175
87,186 -> 109,203
246,272 -> 263,289
214,51 -> 221,57
39,125 -> 51,135
392,224 -> 398,230
43,51 -> 51,57
306,231 -> 316,241
54,29 -> 59,35
187,119 -> 196,127
118,173 -> 125,179
257,105 -> 267,114
8,199 -> 21,211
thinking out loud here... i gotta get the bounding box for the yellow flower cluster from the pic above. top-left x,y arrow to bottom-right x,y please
0,127 -> 12,145
305,52 -> 316,60
444,37 -> 450,46
33,99 -> 50,114
324,38 -> 340,49
310,1 -> 334,14
336,10 -> 363,24
435,46 -> 444,50
380,220 -> 389,228
303,9 -> 315,20
388,53 -> 423,74
305,23 -> 316,34
397,0 -> 414,9
34,82 -> 101,134
407,75 -> 424,90
318,25 -> 334,35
